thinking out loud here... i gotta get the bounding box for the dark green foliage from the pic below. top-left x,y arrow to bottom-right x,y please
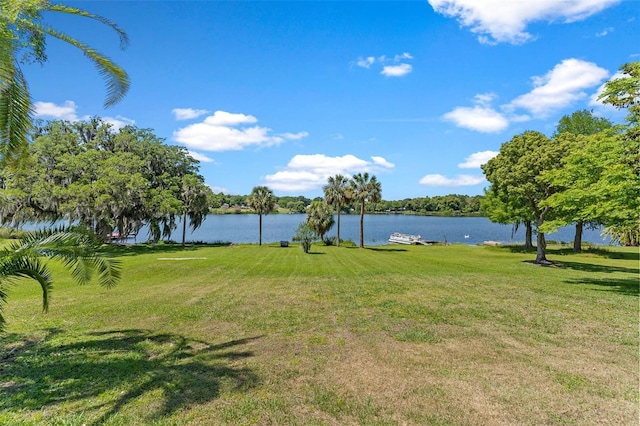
294,221 -> 316,253
0,119 -> 211,242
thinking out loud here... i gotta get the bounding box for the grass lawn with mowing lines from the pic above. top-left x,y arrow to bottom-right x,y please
0,242 -> 638,425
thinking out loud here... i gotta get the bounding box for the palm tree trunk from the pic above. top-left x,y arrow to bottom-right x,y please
359,200 -> 365,248
336,209 -> 341,247
573,220 -> 583,253
259,214 -> 263,246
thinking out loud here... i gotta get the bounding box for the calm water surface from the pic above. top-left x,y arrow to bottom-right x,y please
141,214 -> 610,246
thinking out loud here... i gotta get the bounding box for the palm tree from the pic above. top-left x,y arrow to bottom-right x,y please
350,172 -> 382,249
306,200 -> 335,243
1,1 -> 129,164
247,186 -> 276,246
179,175 -> 211,246
323,174 -> 349,247
0,226 -> 120,331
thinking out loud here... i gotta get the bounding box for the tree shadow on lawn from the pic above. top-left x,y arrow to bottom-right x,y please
563,276 -> 639,296
501,245 -> 639,261
0,328 -> 261,423
551,260 -> 638,275
105,242 -> 232,258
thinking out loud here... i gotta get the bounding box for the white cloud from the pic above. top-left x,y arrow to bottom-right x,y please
279,131 -> 309,140
443,105 -> 509,133
443,58 -> 610,133
419,174 -> 486,187
172,108 -> 209,120
204,111 -> 258,126
428,0 -> 620,44
34,100 -> 135,131
394,52 -> 414,61
264,154 -> 394,192
187,151 -> 215,163
595,27 -> 614,37
507,59 -> 609,117
356,56 -> 376,69
354,52 -> 414,77
458,151 -> 499,169
372,156 -> 395,168
34,100 -> 79,120
208,185 -> 228,194
102,116 -> 135,131
173,110 -> 307,151
381,63 -> 413,77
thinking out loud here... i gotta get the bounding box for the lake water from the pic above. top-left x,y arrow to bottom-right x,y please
131,214 -> 610,246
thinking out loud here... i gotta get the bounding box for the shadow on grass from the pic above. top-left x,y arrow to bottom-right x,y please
104,242 -> 233,257
498,244 -> 639,260
366,247 -> 408,252
0,328 -> 261,423
564,277 -> 639,296
552,261 -> 639,275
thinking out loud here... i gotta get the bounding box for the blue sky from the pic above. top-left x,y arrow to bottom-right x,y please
24,0 -> 639,200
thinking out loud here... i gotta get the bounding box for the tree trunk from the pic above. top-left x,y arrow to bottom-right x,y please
181,211 -> 187,246
524,221 -> 534,249
336,209 -> 341,247
573,220 -> 583,253
535,231 -> 549,264
359,200 -> 365,248
259,214 -> 263,246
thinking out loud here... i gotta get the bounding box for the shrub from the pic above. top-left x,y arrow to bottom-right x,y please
294,222 -> 316,253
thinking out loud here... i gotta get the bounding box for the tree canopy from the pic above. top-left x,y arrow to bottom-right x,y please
0,119 -> 211,242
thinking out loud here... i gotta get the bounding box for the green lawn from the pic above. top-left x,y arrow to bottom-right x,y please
1,243 -> 638,425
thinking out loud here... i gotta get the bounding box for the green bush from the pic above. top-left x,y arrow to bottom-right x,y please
294,222 -> 316,253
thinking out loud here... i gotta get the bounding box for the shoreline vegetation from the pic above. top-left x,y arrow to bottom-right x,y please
1,242 -> 637,424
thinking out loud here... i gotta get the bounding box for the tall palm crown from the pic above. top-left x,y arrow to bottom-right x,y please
350,172 -> 381,248
323,174 -> 349,247
0,0 -> 130,163
0,226 -> 120,331
247,186 -> 276,246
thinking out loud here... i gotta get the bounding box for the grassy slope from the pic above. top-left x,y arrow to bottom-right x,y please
0,243 -> 638,425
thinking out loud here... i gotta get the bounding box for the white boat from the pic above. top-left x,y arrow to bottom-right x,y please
388,232 -> 431,245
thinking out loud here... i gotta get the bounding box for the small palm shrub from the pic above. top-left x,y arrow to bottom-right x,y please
294,222 -> 316,253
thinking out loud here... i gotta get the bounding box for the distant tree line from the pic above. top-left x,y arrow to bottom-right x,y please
211,192 -> 484,216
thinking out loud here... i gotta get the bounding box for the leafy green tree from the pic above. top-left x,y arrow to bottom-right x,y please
544,129 -> 639,246
323,174 -> 349,246
555,109 -> 613,137
482,188 -> 533,249
549,110 -> 613,252
247,186 -> 275,246
0,226 -> 120,331
482,131 -> 565,264
0,120 -> 207,243
349,172 -> 382,249
179,174 -> 211,246
0,0 -> 129,164
597,61 -> 639,124
306,200 -> 335,243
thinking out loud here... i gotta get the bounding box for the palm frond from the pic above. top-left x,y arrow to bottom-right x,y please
47,3 -> 129,49
9,226 -> 121,288
0,253 -> 52,311
15,19 -> 129,107
0,59 -> 32,165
